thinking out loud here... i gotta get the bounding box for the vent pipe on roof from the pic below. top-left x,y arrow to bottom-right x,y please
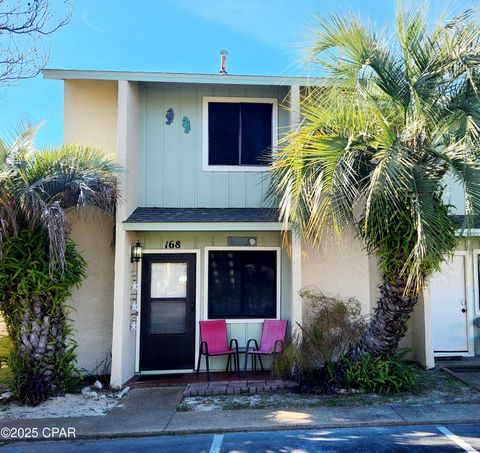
219,49 -> 228,75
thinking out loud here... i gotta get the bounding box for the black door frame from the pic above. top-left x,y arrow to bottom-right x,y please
136,250 -> 199,374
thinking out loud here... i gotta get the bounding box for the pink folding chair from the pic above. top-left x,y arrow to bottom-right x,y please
196,320 -> 240,381
243,320 -> 288,375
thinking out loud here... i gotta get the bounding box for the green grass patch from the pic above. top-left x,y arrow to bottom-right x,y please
0,336 -> 13,391
0,336 -> 12,358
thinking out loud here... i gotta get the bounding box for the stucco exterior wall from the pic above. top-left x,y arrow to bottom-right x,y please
64,80 -> 118,153
64,79 -> 118,373
301,230 -> 373,315
110,81 -> 141,387
69,211 -> 115,373
300,230 -> 432,366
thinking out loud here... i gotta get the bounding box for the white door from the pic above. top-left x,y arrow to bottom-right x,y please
430,255 -> 469,354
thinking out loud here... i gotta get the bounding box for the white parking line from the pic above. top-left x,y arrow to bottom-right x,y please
209,434 -> 224,453
437,426 -> 479,452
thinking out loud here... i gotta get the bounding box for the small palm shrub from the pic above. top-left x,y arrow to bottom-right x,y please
340,352 -> 417,393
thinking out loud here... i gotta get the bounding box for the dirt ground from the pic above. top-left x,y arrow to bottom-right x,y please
179,368 -> 480,412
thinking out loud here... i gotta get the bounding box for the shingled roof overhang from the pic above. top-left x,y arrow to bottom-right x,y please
123,207 -> 284,231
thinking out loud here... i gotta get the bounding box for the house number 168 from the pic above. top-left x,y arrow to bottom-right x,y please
165,240 -> 181,249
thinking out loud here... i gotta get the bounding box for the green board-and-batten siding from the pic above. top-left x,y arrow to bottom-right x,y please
138,83 -> 290,208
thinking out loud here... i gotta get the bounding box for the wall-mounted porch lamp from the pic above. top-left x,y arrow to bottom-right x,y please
131,240 -> 143,263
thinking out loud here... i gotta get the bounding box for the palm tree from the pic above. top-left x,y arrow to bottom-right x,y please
268,4 -> 480,360
0,125 -> 118,405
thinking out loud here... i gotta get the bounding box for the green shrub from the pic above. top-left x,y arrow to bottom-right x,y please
341,352 -> 417,393
0,229 -> 85,405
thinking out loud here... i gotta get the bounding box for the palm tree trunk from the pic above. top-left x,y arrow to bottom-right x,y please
347,277 -> 417,361
16,296 -> 67,405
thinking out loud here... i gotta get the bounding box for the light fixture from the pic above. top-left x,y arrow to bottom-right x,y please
227,236 -> 257,246
131,240 -> 143,263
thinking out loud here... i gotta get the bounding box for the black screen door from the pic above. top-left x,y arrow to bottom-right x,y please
140,253 -> 196,371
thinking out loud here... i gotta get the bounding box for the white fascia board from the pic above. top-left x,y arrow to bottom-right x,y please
42,69 -> 326,87
456,229 -> 480,236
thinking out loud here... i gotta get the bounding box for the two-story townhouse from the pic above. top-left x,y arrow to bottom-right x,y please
42,69 -> 480,387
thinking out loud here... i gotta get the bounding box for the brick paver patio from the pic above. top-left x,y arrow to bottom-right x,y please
183,379 -> 297,396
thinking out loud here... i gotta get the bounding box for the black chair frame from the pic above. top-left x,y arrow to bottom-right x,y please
243,338 -> 284,377
196,339 -> 240,381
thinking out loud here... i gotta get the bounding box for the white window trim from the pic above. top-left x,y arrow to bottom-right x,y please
202,96 -> 278,172
204,246 -> 281,323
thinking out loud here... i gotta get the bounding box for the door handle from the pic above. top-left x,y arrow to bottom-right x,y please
189,302 -> 195,312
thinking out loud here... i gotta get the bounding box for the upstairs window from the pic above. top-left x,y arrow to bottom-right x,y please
203,97 -> 277,171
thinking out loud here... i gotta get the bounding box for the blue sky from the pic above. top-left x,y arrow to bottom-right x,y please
0,0 -> 463,147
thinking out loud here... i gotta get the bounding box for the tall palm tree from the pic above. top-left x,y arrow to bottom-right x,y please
268,3 -> 480,360
0,125 -> 118,405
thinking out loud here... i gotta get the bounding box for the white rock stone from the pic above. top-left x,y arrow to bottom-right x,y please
93,380 -> 103,390
116,386 -> 130,399
0,391 -> 13,399
81,387 -> 98,399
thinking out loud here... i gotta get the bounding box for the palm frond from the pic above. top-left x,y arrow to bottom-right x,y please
268,0 -> 480,293
0,129 -> 119,270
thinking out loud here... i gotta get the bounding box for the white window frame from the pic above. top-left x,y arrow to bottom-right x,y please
202,96 -> 278,172
204,246 -> 281,323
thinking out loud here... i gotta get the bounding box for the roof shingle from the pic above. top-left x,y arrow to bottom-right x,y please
124,207 -> 280,223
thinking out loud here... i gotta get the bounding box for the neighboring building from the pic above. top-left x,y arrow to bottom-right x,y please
42,69 -> 480,387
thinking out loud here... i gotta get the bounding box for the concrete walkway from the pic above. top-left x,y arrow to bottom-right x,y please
1,387 -> 480,442
442,367 -> 480,392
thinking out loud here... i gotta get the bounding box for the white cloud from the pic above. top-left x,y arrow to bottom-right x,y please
81,10 -> 106,34
176,0 -> 305,48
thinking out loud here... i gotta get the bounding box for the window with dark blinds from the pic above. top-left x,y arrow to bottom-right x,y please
208,250 -> 277,319
208,102 -> 273,166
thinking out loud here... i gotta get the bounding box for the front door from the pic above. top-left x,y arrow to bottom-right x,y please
430,254 -> 469,354
140,253 -> 196,372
